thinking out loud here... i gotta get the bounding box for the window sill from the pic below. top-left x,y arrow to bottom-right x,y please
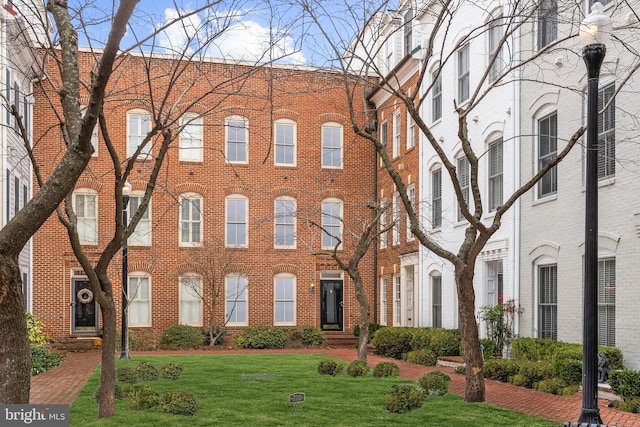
179,159 -> 204,164
532,193 -> 557,206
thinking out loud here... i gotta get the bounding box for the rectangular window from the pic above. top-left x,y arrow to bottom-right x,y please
537,0 -> 557,49
392,110 -> 401,158
226,196 -> 248,247
128,195 -> 151,246
392,192 -> 400,245
226,275 -> 248,325
179,116 -> 203,162
274,275 -> 296,325
407,113 -> 415,149
14,176 -> 19,216
74,192 -> 98,244
12,82 -> 19,132
322,124 -> 343,168
598,258 -> 615,346
488,18 -> 503,82
275,121 -> 295,166
489,139 -> 503,212
180,275 -> 202,326
180,195 -> 202,246
598,83 -> 615,180
406,186 -> 415,241
321,200 -> 342,249
457,45 -> 470,103
22,184 -> 27,211
379,198 -> 387,249
128,275 -> 150,327
5,69 -> 10,125
432,70 -> 442,122
393,275 -> 401,325
538,112 -> 558,197
226,118 -> 248,163
432,169 -> 442,228
379,276 -> 387,325
457,157 -> 470,221
274,197 -> 296,248
538,264 -> 557,340
379,121 -> 388,166
432,275 -> 442,328
127,112 -> 151,158
404,8 -> 413,56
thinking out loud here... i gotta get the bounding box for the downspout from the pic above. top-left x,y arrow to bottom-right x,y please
512,14 -> 522,338
372,104 -> 379,325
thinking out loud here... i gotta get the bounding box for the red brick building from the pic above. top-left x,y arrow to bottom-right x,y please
32,51 -> 376,344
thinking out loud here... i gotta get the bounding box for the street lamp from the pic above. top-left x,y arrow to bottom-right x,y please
572,2 -> 612,425
120,180 -> 132,360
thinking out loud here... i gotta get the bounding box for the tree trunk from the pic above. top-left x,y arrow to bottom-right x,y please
98,299 -> 117,418
456,264 -> 485,402
351,270 -> 370,361
0,254 -> 30,403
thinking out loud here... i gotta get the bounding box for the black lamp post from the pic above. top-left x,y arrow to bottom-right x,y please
571,3 -> 612,426
120,180 -> 132,360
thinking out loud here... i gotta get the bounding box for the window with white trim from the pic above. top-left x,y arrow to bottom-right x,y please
226,116 -> 248,163
81,105 -> 98,156
127,193 -> 151,246
275,119 -> 296,166
180,274 -> 203,326
488,16 -> 503,82
128,273 -> 151,327
432,168 -> 442,228
488,139 -> 503,212
432,70 -> 442,121
379,198 -> 387,249
226,275 -> 248,326
179,114 -> 203,162
432,275 -> 442,328
379,121 -> 388,166
73,189 -> 98,244
393,274 -> 401,325
598,258 -> 615,346
274,274 -> 296,325
321,122 -> 343,168
226,195 -> 248,247
597,82 -> 615,180
406,185 -> 415,241
127,110 -> 151,159
537,0 -> 557,49
392,110 -> 401,158
537,264 -> 557,340
403,8 -> 413,56
538,111 -> 557,198
379,276 -> 387,325
274,196 -> 296,248
321,198 -> 342,249
457,156 -> 470,221
457,44 -> 470,103
392,192 -> 400,245
407,112 -> 415,149
179,193 -> 202,246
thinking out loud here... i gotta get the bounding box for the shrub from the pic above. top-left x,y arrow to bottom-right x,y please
599,347 -> 624,370
511,338 -> 557,361
126,384 -> 160,410
136,361 -> 159,381
233,326 -> 287,349
454,365 -> 466,375
116,366 -> 138,384
353,323 -> 384,342
287,327 -> 325,348
484,359 -> 518,383
514,360 -> 553,388
27,313 -> 51,345
428,328 -> 462,357
160,391 -> 198,416
419,371 -> 451,396
373,362 -> 400,378
30,346 -> 64,376
317,359 -> 344,376
610,398 -> 640,413
560,384 -> 580,396
535,378 -> 566,395
553,358 -> 582,385
385,384 -> 424,414
480,338 -> 499,359
609,370 -> 640,401
203,327 -> 225,346
409,328 -> 432,350
372,327 -> 413,359
346,360 -> 369,377
130,329 -> 158,350
405,349 -> 437,366
160,325 -> 203,349
160,363 -> 183,380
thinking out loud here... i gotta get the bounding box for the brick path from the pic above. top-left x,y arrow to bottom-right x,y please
30,348 -> 640,426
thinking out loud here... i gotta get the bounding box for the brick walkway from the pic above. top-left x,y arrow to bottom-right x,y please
30,348 -> 640,426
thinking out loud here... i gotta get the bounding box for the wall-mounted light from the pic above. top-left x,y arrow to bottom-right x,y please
310,282 -> 315,293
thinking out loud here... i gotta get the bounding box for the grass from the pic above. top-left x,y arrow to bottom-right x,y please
71,354 -> 559,426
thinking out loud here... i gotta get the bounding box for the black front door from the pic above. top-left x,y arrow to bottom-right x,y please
72,278 -> 99,333
321,280 -> 343,331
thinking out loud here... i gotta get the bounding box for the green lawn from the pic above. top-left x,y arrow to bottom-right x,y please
71,354 -> 560,426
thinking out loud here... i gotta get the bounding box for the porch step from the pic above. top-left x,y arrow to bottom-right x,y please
324,333 -> 358,348
54,337 -> 102,352
437,355 -> 465,368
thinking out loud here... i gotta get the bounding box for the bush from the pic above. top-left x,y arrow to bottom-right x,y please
373,362 -> 400,378
160,363 -> 183,380
346,360 -> 369,377
287,327 -> 325,348
454,365 -> 466,375
136,361 -> 159,381
116,366 -> 137,384
484,359 -> 518,383
405,349 -> 437,366
385,384 -> 424,414
514,360 -> 553,389
610,370 -> 640,401
480,338 -> 499,359
511,338 -> 558,361
600,347 -> 624,370
203,327 -> 225,346
353,323 -> 384,342
610,398 -> 640,414
30,346 -> 64,376
27,313 -> 51,345
116,329 -> 158,351
233,326 -> 287,349
419,371 -> 451,396
428,328 -> 462,357
160,391 -> 198,416
553,358 -> 582,384
317,359 -> 344,376
535,378 -> 566,395
372,327 -> 413,359
160,325 -> 203,349
126,384 -> 160,410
